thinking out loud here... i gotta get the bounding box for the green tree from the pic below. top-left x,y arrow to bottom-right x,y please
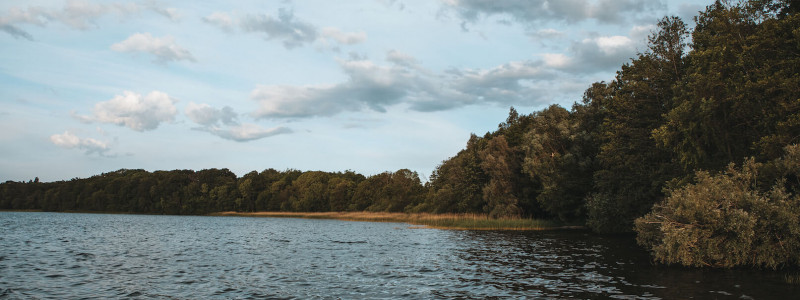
654,1 -> 800,170
522,105 -> 594,221
587,16 -> 688,233
479,136 -> 522,218
328,176 -> 357,211
291,171 -> 331,212
635,145 -> 800,269
420,133 -> 488,214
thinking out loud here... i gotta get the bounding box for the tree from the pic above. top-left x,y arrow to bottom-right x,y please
418,133 -> 488,214
654,1 -> 800,170
327,176 -> 357,211
587,16 -> 688,233
522,105 -> 593,222
479,136 -> 522,218
635,145 -> 800,269
292,171 -> 330,212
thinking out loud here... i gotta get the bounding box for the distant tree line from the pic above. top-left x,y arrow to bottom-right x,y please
0,168 -> 425,216
1,0 -> 798,268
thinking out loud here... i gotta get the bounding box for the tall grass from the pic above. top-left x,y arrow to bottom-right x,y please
209,211 -> 581,230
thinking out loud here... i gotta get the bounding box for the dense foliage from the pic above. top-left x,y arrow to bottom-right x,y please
0,168 -> 424,215
2,0 -> 799,267
635,145 -> 800,269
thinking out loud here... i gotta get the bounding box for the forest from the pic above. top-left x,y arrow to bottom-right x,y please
2,0 -> 799,268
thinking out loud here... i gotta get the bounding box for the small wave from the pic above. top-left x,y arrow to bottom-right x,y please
213,287 -> 238,296
126,291 -> 143,297
332,240 -> 367,244
711,290 -> 733,296
75,252 -> 95,261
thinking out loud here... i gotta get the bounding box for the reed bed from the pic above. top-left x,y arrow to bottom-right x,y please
209,211 -> 582,230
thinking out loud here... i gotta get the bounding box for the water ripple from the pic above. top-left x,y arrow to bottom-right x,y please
0,212 -> 798,299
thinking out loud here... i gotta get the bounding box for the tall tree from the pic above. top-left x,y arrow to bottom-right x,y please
588,16 -> 688,233
654,1 -> 800,170
479,136 -> 522,218
522,105 -> 594,222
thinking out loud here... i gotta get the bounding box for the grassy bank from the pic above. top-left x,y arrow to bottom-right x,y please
208,211 -> 584,230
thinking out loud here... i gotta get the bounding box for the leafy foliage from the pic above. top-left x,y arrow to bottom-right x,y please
635,145 -> 800,269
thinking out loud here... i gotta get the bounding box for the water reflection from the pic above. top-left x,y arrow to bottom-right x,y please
442,230 -> 797,299
0,212 -> 797,299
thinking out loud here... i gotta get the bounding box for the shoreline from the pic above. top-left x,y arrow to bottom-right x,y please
0,210 -> 585,230
208,211 -> 586,231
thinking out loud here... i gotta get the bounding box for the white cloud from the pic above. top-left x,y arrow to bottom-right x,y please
246,29 -> 642,119
204,9 -> 366,49
251,58 -> 421,118
386,50 -> 420,69
50,131 -> 109,155
431,60 -> 552,110
587,0 -> 665,23
239,8 -> 319,49
573,35 -> 636,69
56,0 -> 113,29
0,1 -> 180,40
0,6 -> 48,39
111,33 -> 196,63
442,0 -> 663,32
202,11 -> 234,32
251,52 -> 556,118
321,27 -> 367,45
630,24 -> 656,42
186,103 -> 288,142
594,35 -> 634,55
144,3 -> 180,21
199,124 -> 292,142
79,90 -> 177,131
185,102 -> 237,126
539,34 -> 637,74
542,53 -> 571,68
528,28 -> 564,40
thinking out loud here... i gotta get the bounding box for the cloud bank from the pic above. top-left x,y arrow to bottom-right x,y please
249,53 -> 554,119
442,0 -> 663,28
250,41 -> 640,120
0,0 -> 180,40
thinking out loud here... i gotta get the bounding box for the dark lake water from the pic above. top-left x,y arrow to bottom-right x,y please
0,212 -> 797,299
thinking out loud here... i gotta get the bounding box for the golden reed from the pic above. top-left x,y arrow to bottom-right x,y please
209,211 -> 583,230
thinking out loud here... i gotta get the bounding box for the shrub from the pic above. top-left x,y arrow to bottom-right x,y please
635,146 -> 800,269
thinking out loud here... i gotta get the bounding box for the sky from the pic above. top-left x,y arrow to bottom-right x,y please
0,0 -> 715,183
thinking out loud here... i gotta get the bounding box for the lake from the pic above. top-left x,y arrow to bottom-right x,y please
0,212 -> 797,299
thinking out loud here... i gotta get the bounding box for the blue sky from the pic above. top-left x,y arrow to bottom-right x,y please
0,0 -> 713,182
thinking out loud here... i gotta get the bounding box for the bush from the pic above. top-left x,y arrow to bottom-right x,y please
635,146 -> 800,269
